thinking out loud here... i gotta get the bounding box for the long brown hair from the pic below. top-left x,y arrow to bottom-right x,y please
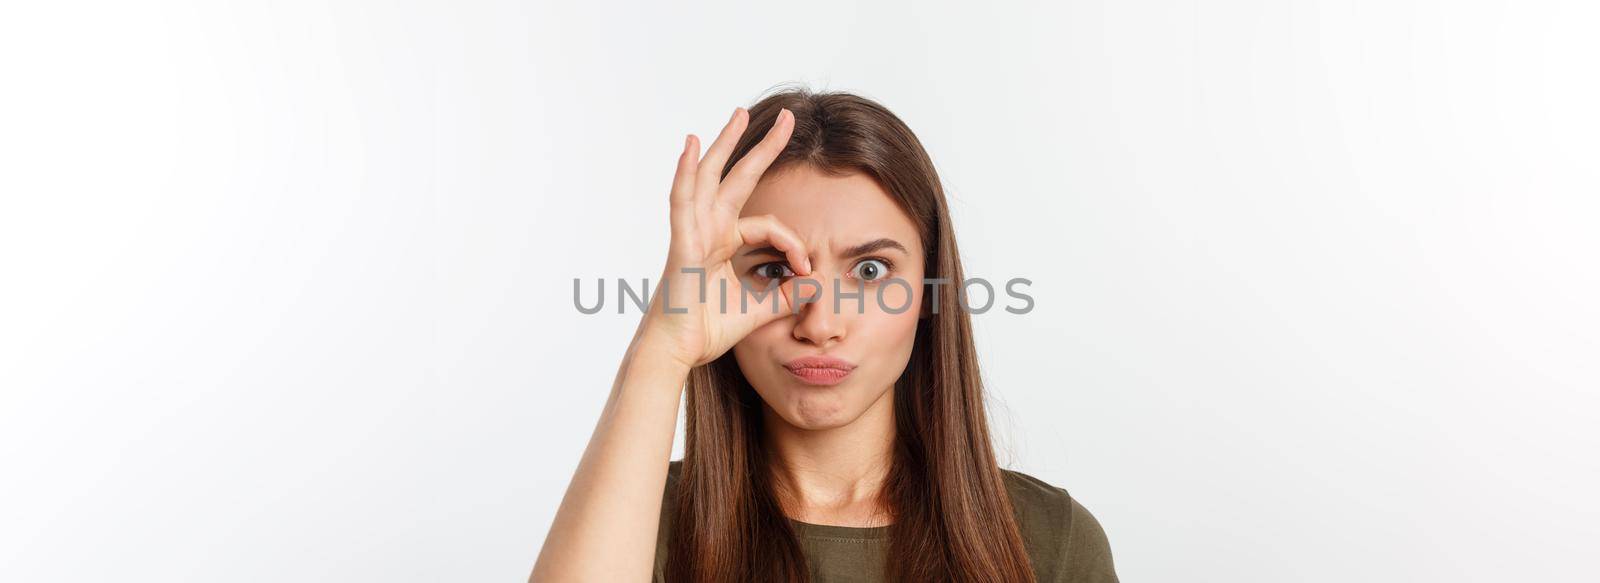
664,86 -> 1035,582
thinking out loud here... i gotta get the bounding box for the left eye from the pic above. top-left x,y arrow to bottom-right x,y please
851,259 -> 890,282
754,262 -> 795,280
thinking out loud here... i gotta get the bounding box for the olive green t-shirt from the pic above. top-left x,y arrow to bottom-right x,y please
651,461 -> 1119,582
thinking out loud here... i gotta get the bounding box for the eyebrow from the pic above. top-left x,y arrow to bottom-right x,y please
741,237 -> 909,260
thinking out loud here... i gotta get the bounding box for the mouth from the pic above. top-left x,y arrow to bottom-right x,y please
782,356 -> 857,386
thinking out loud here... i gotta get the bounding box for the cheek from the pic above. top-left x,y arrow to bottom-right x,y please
733,317 -> 792,378
738,315 -> 793,351
857,286 -> 923,367
869,277 -> 920,316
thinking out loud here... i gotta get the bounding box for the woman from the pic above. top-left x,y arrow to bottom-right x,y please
531,88 -> 1118,582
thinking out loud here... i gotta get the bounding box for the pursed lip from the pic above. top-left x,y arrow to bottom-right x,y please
782,356 -> 857,386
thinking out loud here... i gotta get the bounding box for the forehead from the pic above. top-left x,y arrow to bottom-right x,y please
740,165 -> 921,254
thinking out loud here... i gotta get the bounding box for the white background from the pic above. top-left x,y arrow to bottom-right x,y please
3,1 -> 1597,581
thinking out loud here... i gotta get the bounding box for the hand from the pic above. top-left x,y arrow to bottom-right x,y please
639,106 -> 809,369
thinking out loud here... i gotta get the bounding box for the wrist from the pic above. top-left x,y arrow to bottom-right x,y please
628,326 -> 697,378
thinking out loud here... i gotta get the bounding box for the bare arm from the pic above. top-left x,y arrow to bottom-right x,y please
526,319 -> 689,582
529,106 -> 805,582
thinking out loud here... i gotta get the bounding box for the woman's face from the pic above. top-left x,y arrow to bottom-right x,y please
731,164 -> 926,431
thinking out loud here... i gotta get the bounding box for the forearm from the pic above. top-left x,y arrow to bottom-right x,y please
530,330 -> 689,582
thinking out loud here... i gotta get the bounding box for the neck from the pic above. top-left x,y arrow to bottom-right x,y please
761,386 -> 897,527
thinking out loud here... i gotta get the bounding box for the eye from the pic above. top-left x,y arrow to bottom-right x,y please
850,258 -> 892,282
752,262 -> 796,280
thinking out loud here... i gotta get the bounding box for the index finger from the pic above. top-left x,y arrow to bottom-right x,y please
715,108 -> 795,211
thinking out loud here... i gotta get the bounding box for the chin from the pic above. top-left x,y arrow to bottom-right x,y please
769,389 -> 864,430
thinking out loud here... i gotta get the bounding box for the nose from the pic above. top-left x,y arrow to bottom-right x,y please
790,279 -> 848,347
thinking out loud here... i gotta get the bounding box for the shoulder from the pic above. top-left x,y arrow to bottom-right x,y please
652,461 -> 686,583
657,461 -> 684,537
660,459 -> 686,526
666,459 -> 684,487
1001,469 -> 1120,583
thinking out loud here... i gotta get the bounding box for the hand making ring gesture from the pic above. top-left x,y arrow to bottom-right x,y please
641,106 -> 810,369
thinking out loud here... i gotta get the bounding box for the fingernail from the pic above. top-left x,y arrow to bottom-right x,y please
730,107 -> 743,122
